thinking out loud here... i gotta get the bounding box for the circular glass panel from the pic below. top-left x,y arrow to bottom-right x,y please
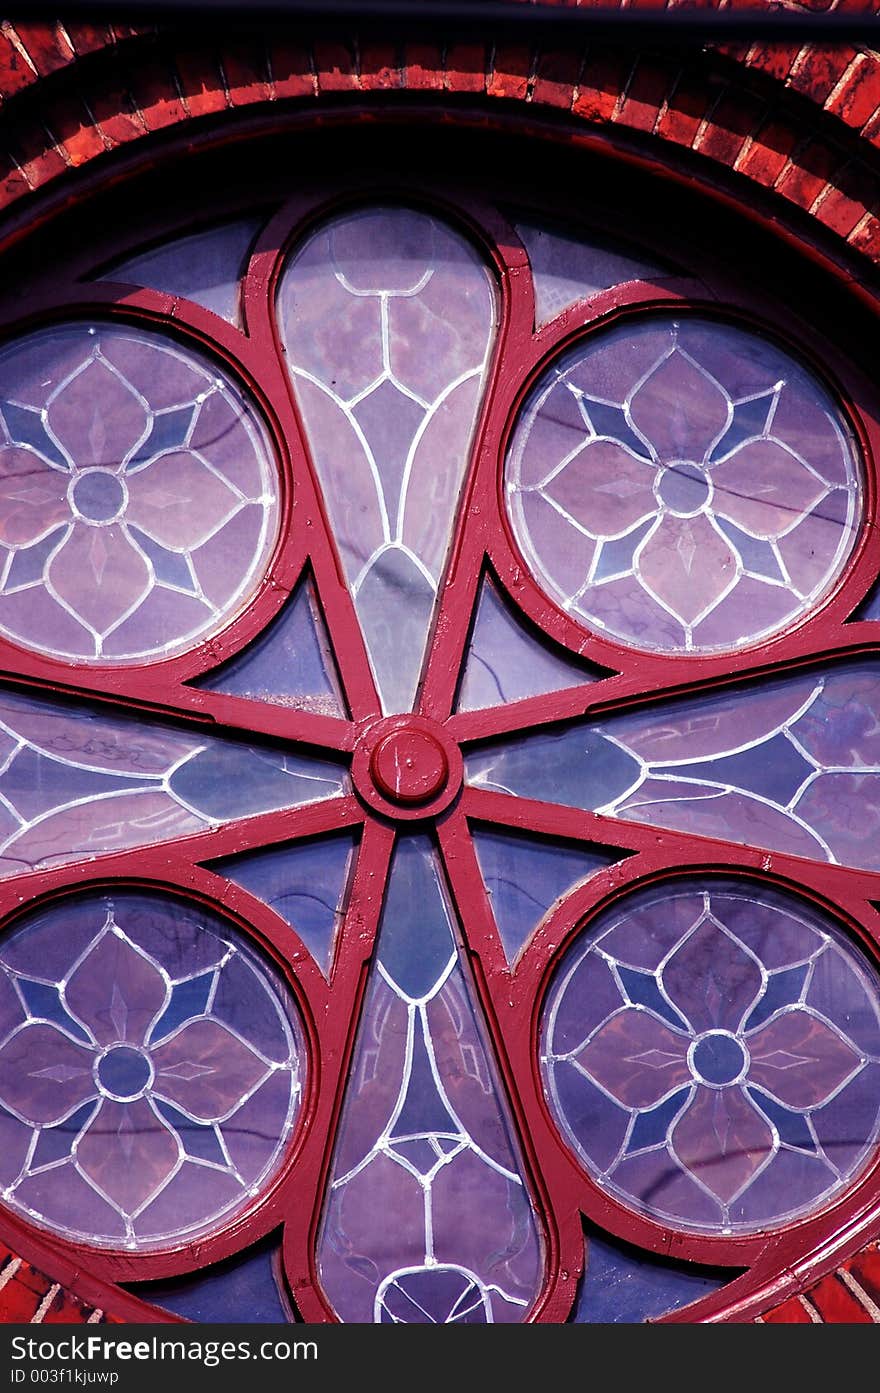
0,890 -> 306,1250
539,878 -> 880,1235
0,322 -> 281,664
505,315 -> 864,654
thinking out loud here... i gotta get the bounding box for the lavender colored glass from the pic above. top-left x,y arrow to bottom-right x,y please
466,658 -> 880,873
195,576 -> 345,716
279,205 -> 496,713
540,878 -> 880,1233
0,684 -> 348,880
0,322 -> 280,664
456,578 -> 599,711
0,890 -> 305,1249
504,315 -> 863,654
212,831 -> 358,976
471,825 -> 615,962
100,219 -> 262,327
515,218 -> 674,329
317,836 -> 543,1322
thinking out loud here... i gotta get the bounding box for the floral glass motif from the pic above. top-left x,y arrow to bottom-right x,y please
0,891 -> 305,1248
540,879 -> 880,1233
505,315 -> 862,653
0,322 -> 280,664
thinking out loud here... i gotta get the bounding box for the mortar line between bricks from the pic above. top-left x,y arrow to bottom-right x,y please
798,1294 -> 823,1322
0,1256 -> 22,1292
838,1268 -> 880,1321
31,1282 -> 60,1324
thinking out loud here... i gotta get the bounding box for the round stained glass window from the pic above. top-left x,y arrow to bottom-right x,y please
539,878 -> 880,1235
505,315 -> 864,654
0,890 -> 306,1250
0,322 -> 281,664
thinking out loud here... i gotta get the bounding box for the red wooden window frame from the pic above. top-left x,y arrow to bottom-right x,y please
0,147 -> 879,1325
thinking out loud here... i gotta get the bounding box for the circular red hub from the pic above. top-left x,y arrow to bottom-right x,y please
352,715 -> 463,820
370,728 -> 449,805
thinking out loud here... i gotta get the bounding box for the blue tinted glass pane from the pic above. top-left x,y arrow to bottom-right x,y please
195,577 -> 345,716
126,1230 -> 292,1322
102,219 -> 262,327
471,825 -> 617,961
572,1225 -> 731,1323
210,832 -> 358,976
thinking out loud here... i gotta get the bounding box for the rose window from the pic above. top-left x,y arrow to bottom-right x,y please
0,186 -> 879,1326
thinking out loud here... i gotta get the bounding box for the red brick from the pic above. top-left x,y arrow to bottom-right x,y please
269,40 -> 315,101
848,1243 -> 880,1304
787,44 -> 855,105
173,47 -> 228,117
735,115 -> 798,184
573,50 -> 633,123
42,94 -> 108,165
221,40 -> 272,107
0,31 -> 38,100
814,162 -> 877,238
0,156 -> 31,205
808,1273 -> 874,1323
531,47 -> 582,110
775,138 -> 842,209
359,42 -> 402,91
10,123 -> 68,190
826,52 -> 880,131
444,43 -> 486,94
62,23 -> 115,58
89,75 -> 147,147
745,42 -> 798,85
312,40 -> 358,92
126,54 -> 187,133
402,42 -> 445,92
11,22 -> 74,78
696,88 -> 766,164
618,57 -> 676,134
656,69 -> 718,148
487,44 -> 531,101
761,1296 -> 815,1324
848,212 -> 880,261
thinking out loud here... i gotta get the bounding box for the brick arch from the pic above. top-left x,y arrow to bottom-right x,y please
0,14 -> 878,268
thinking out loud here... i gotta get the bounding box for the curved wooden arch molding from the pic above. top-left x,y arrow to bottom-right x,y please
1,2 -> 880,1325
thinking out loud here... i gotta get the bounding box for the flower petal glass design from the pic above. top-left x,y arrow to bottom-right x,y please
0,322 -> 280,663
540,879 -> 880,1233
505,316 -> 862,653
0,891 -> 305,1248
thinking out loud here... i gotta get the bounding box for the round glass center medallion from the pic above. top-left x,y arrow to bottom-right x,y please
70,468 -> 127,523
539,877 -> 880,1235
96,1044 -> 152,1099
689,1031 -> 747,1087
505,314 -> 864,655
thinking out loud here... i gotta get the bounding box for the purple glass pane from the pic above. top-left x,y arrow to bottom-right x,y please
279,205 -> 496,713
504,315 -> 863,654
466,659 -> 880,873
100,218 -> 262,327
0,889 -> 305,1250
317,836 -> 543,1322
211,831 -> 357,976
195,575 -> 345,715
456,578 -> 600,712
571,1225 -> 730,1323
0,322 -> 279,664
540,877 -> 880,1234
0,685 -> 347,881
516,218 -> 674,329
470,825 -> 616,962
